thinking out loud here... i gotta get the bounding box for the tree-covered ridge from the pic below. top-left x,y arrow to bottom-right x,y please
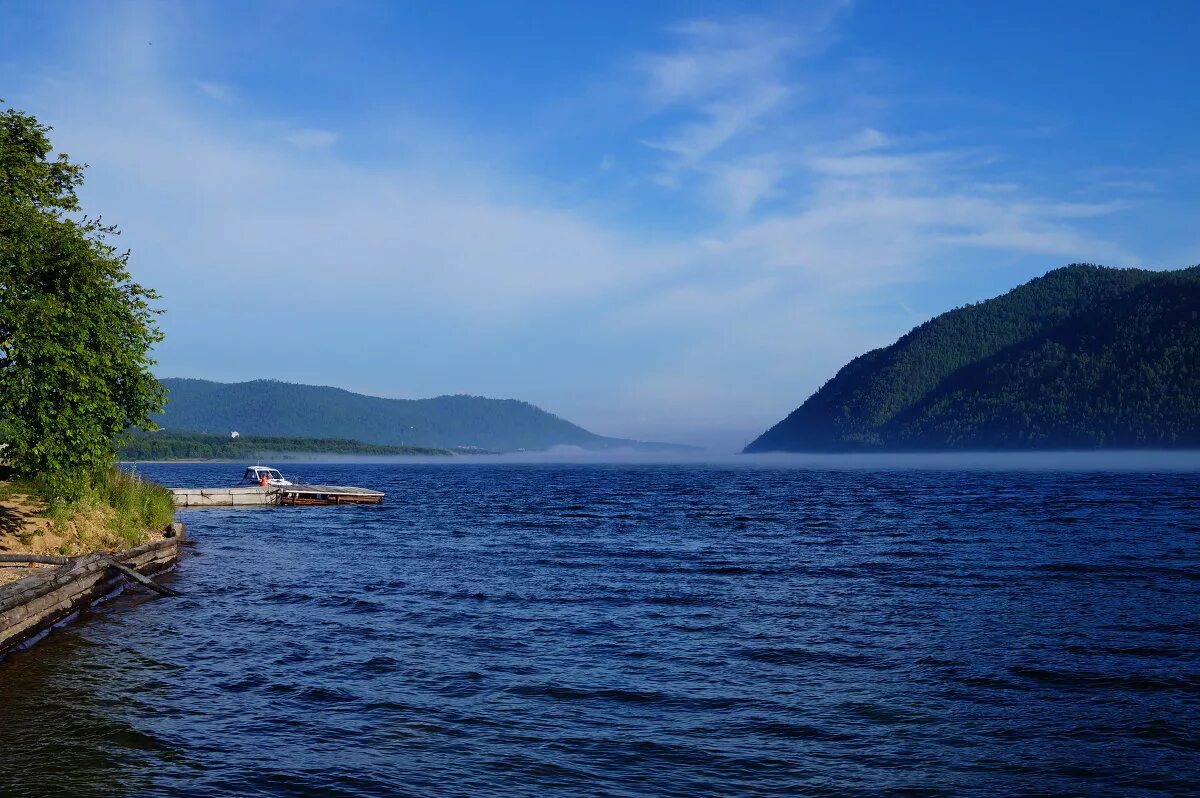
120,431 -> 450,461
746,264 -> 1200,452
154,378 -> 696,452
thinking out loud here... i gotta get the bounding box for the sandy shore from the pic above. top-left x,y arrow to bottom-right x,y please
0,479 -> 168,585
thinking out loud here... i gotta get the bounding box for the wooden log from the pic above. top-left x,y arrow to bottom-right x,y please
0,535 -> 185,657
0,554 -> 109,614
0,549 -> 178,620
0,570 -> 127,650
115,536 -> 178,561
0,554 -> 71,565
104,558 -> 180,597
0,539 -> 179,615
0,568 -> 117,642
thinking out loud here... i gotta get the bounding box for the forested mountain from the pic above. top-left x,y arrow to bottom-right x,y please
746,264 -> 1200,452
153,379 -> 691,452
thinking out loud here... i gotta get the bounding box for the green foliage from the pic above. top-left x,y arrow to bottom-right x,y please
151,379 -> 693,452
36,467 -> 175,550
121,431 -> 451,460
94,467 -> 175,546
0,103 -> 164,496
746,264 -> 1200,452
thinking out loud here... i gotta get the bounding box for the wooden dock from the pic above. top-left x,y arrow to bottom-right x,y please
170,484 -> 384,508
277,484 -> 385,506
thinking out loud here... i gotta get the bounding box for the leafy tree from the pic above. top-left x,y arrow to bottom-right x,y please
0,103 -> 164,495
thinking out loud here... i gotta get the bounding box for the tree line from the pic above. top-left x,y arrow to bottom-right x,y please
122,431 -> 450,460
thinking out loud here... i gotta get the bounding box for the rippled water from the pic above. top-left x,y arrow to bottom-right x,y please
1,462 -> 1198,797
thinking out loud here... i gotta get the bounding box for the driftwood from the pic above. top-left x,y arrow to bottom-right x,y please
105,559 -> 180,597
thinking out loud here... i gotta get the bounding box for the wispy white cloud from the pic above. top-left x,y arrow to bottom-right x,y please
54,96 -> 679,313
17,9 -> 679,316
621,6 -> 1137,279
643,82 -> 790,167
705,160 -> 783,218
638,18 -> 800,106
631,5 -> 853,216
635,17 -> 803,196
196,80 -> 233,101
284,128 -> 338,149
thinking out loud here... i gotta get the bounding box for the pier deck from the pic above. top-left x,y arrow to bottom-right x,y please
170,484 -> 384,507
278,484 -> 385,506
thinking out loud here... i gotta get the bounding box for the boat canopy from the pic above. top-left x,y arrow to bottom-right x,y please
244,466 -> 285,481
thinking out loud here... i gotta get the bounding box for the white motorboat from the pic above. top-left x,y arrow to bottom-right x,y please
239,466 -> 293,487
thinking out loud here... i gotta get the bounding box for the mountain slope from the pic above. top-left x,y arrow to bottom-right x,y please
746,264 -> 1200,452
154,379 -> 692,452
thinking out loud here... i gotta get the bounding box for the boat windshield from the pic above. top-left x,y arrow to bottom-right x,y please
268,470 -> 284,480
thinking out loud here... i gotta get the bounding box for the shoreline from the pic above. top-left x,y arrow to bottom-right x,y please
128,449 -> 1200,471
0,469 -> 185,657
0,523 -> 187,659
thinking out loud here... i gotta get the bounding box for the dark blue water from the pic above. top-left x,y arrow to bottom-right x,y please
1,462 -> 1198,797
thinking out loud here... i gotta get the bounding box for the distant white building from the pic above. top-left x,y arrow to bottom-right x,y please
230,431 -> 240,439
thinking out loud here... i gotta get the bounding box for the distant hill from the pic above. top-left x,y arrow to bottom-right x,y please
153,378 -> 694,452
121,431 -> 450,461
746,264 -> 1200,452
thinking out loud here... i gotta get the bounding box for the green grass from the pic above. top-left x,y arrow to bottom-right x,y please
29,466 -> 175,550
94,467 -> 176,547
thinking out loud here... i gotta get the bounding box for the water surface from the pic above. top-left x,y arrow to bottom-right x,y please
1,462 -> 1197,796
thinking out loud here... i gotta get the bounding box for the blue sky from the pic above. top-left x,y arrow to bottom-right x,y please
2,0 -> 1198,450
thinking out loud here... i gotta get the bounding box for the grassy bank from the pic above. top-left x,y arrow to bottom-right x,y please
0,466 -> 175,556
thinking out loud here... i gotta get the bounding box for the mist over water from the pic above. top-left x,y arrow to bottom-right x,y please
2,461 -> 1198,796
734,450 -> 1200,471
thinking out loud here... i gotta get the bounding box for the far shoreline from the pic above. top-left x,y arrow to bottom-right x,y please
121,449 -> 1200,472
